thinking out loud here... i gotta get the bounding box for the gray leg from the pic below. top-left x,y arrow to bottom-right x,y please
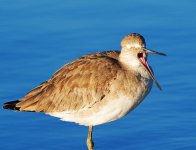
86,126 -> 94,150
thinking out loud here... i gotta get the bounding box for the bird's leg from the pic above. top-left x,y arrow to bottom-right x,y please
86,126 -> 94,150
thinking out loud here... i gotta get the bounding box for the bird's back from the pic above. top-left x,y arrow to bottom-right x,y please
14,51 -> 124,113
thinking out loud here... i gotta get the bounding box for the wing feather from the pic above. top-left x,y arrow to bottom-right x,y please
17,51 -> 121,112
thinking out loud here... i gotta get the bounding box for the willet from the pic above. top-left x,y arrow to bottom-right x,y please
3,33 -> 166,150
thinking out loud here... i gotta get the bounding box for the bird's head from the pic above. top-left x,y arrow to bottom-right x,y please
120,33 -> 166,90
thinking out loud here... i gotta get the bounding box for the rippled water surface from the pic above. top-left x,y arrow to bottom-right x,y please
1,0 -> 196,150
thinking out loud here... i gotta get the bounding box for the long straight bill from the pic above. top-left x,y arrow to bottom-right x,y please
144,48 -> 167,56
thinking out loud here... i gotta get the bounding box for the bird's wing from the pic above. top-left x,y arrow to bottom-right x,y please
16,51 -> 121,112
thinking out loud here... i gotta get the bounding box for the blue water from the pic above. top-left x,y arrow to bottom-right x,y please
1,0 -> 196,149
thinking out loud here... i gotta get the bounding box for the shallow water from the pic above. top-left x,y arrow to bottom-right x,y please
1,0 -> 196,150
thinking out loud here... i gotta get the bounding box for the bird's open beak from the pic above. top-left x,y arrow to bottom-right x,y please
138,49 -> 166,90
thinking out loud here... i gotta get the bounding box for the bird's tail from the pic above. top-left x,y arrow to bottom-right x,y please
3,100 -> 20,111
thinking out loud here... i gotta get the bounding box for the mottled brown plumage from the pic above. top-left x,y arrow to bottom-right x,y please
3,33 -> 166,150
16,51 -> 122,112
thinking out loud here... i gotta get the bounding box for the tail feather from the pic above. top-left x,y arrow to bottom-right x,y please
3,100 -> 20,111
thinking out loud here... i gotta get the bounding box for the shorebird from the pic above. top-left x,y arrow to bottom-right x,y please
3,33 -> 166,150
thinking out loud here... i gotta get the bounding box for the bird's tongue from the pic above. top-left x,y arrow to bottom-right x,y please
139,53 -> 162,90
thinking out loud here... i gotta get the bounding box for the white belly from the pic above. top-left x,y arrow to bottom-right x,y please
48,95 -> 142,126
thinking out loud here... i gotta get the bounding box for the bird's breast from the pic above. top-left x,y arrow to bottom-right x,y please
90,72 -> 153,125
